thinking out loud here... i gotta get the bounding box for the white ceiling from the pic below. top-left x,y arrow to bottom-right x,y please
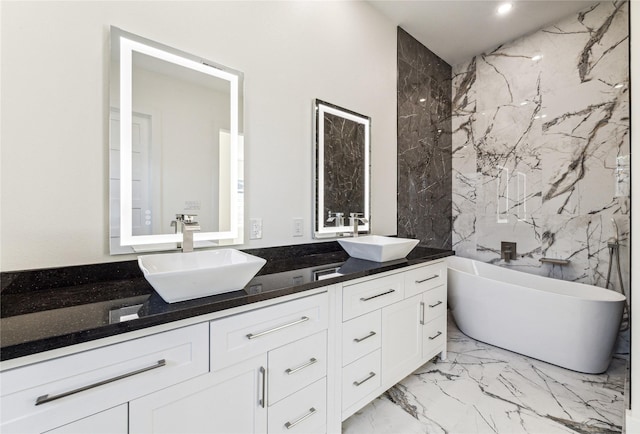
368,0 -> 599,65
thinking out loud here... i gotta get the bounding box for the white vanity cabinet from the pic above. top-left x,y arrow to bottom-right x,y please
129,291 -> 331,434
339,259 -> 447,421
0,323 -> 209,434
1,256 -> 448,434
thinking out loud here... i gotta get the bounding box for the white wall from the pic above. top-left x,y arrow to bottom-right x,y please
0,1 -> 397,271
627,2 -> 639,431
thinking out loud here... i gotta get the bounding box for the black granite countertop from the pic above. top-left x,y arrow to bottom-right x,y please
0,242 -> 453,362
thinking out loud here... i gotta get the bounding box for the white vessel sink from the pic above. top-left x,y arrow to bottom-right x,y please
138,249 -> 266,303
338,235 -> 419,262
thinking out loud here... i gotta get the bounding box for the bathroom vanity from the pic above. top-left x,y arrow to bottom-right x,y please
0,243 -> 451,433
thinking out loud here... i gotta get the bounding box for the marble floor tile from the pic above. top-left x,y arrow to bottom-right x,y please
342,317 -> 626,434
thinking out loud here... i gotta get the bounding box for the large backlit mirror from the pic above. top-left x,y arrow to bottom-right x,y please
313,99 -> 370,238
109,27 -> 244,254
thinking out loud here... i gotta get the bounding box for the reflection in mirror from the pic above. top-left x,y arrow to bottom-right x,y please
313,100 -> 370,238
109,27 -> 244,254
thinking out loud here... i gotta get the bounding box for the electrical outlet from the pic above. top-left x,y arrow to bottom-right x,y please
293,218 -> 304,237
250,218 -> 262,239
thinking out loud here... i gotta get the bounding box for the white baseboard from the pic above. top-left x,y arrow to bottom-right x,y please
626,409 -> 640,433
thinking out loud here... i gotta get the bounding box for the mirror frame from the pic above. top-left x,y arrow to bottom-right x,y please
110,27 -> 244,252
313,99 -> 371,238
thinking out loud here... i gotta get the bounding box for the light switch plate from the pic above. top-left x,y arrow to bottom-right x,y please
250,218 -> 262,239
293,218 -> 304,237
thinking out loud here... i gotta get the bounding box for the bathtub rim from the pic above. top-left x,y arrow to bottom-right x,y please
446,256 -> 626,303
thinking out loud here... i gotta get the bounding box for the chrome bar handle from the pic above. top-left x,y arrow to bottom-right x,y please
539,257 -> 570,265
429,301 -> 443,308
285,407 -> 317,430
285,358 -> 318,375
35,359 -> 166,406
247,316 -> 309,340
420,302 -> 425,325
428,331 -> 443,340
416,274 -> 439,284
360,289 -> 395,302
354,331 -> 377,343
259,366 -> 266,408
353,371 -> 376,387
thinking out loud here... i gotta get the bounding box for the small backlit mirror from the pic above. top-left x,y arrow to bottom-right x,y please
313,99 -> 370,238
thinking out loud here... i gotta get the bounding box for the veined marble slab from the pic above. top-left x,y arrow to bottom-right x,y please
451,1 -> 629,297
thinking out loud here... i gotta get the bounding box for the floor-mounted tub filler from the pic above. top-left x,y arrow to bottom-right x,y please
447,256 -> 626,374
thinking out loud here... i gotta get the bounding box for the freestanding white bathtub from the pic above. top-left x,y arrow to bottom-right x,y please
447,256 -> 625,374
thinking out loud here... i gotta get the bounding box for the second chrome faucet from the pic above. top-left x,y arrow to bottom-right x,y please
349,212 -> 368,237
173,214 -> 200,252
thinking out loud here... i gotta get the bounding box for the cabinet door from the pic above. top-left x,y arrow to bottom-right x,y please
44,404 -> 127,434
130,355 -> 268,434
381,294 -> 422,388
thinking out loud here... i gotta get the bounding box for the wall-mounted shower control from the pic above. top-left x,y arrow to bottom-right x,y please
501,242 -> 517,262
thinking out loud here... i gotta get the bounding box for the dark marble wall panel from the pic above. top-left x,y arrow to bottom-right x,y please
397,27 -> 452,248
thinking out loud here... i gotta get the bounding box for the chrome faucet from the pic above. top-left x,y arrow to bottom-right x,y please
175,214 -> 200,253
326,211 -> 345,227
349,213 -> 368,238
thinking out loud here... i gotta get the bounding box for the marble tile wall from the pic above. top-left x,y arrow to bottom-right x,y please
397,27 -> 452,249
451,2 -> 630,296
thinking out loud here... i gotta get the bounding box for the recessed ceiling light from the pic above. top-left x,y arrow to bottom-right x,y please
531,54 -> 543,62
419,98 -> 426,102
497,3 -> 513,15
614,83 -> 625,89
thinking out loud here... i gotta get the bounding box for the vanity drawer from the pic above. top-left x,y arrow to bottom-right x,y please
268,378 -> 327,434
422,285 -> 447,321
405,261 -> 446,298
342,310 -> 381,366
0,324 -> 208,434
342,349 -> 381,411
210,292 -> 328,370
422,316 -> 447,360
268,331 -> 327,405
342,274 -> 404,321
